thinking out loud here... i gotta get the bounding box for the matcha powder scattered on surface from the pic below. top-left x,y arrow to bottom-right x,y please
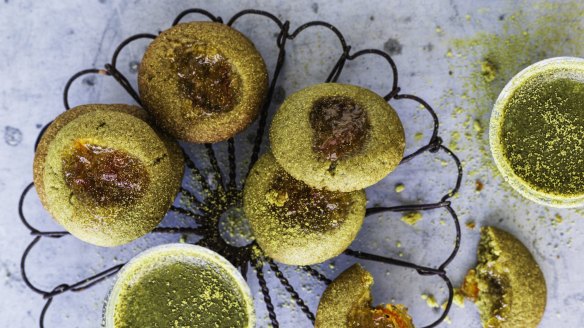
395,183 -> 405,193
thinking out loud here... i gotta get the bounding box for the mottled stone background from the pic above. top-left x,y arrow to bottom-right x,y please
1,0 -> 583,327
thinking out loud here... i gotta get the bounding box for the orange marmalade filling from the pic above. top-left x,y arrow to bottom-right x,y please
62,140 -> 149,206
309,96 -> 370,161
174,45 -> 240,114
461,269 -> 479,301
350,304 -> 414,328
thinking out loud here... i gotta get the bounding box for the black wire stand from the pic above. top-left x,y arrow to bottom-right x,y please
19,8 -> 463,328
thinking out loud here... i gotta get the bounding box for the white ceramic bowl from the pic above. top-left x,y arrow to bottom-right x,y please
490,56 -> 584,208
103,243 -> 255,328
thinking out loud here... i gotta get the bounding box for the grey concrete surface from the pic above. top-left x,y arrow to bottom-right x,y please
1,0 -> 583,327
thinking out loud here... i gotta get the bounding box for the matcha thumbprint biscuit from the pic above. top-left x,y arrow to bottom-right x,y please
461,227 -> 546,328
33,104 -> 184,247
138,22 -> 268,143
315,264 -> 414,328
104,244 -> 255,328
243,153 -> 366,265
270,83 -> 405,192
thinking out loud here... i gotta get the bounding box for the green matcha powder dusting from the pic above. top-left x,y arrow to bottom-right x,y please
501,68 -> 584,196
114,260 -> 248,328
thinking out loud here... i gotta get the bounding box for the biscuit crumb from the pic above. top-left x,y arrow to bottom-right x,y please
401,212 -> 423,226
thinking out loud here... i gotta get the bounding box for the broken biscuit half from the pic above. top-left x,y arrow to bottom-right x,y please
315,264 -> 414,328
461,226 -> 547,328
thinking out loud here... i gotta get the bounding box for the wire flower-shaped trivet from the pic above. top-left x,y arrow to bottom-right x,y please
19,8 -> 463,328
